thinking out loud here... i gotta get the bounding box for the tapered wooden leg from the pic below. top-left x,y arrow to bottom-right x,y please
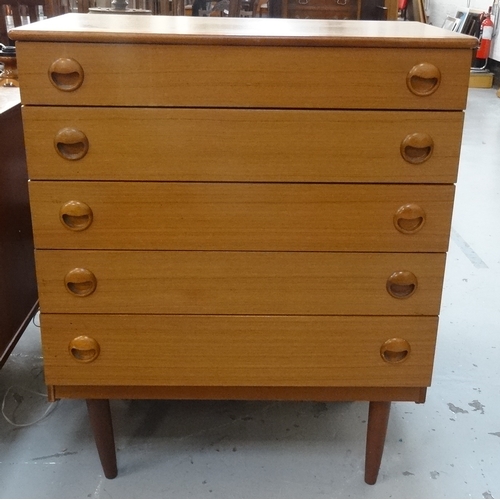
364,401 -> 391,485
86,399 -> 118,479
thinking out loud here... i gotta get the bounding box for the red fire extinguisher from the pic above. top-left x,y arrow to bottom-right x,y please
476,9 -> 494,62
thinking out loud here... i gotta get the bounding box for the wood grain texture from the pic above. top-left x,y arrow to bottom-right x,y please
52,384 -> 427,402
16,42 -> 471,110
22,107 -> 464,183
29,182 -> 455,252
35,250 -> 446,315
9,14 -> 477,48
13,14 -> 470,482
41,314 -> 438,387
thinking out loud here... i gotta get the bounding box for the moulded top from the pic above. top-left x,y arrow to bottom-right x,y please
10,13 -> 478,49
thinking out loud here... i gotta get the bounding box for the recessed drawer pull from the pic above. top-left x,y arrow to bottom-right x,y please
69,336 -> 100,363
59,201 -> 93,231
400,133 -> 434,164
393,203 -> 426,234
406,63 -> 441,96
64,268 -> 97,297
386,271 -> 417,299
380,338 -> 411,363
48,58 -> 84,92
54,128 -> 89,160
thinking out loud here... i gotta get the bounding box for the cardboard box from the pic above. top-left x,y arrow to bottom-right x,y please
469,71 -> 494,88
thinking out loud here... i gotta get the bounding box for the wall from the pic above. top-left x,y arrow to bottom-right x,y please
427,0 -> 500,61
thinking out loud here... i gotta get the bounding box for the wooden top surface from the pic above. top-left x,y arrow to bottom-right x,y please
10,14 -> 477,48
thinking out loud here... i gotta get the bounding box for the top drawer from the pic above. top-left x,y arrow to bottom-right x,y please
16,42 -> 471,110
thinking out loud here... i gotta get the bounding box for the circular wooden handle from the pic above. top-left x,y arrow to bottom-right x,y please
393,203 -> 426,234
59,201 -> 93,231
386,271 -> 418,299
69,336 -> 100,363
48,58 -> 84,91
54,128 -> 89,160
400,133 -> 434,164
406,63 -> 441,96
64,268 -> 97,297
380,338 -> 411,364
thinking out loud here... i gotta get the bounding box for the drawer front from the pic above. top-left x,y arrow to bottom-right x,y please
41,314 -> 438,387
287,0 -> 357,8
286,0 -> 359,20
35,250 -> 446,315
16,42 -> 471,110
288,9 -> 355,19
22,107 -> 464,183
30,182 -> 455,252
287,7 -> 357,20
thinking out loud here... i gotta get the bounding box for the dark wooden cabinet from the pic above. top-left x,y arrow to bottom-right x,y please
282,0 -> 361,19
275,0 -> 397,19
0,88 -> 38,368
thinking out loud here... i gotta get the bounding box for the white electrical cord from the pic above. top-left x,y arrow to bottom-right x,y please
1,386 -> 59,428
0,309 -> 55,427
33,310 -> 40,328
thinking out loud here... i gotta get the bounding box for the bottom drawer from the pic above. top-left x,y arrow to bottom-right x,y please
41,314 -> 438,388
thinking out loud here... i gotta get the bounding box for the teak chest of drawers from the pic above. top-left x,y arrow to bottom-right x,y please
11,15 -> 476,484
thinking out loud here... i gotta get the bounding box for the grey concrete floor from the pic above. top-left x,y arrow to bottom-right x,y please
0,88 -> 499,499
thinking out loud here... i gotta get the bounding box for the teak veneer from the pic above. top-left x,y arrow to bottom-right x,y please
11,14 -> 476,484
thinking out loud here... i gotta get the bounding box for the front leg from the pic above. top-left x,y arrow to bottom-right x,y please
364,401 -> 391,485
86,399 -> 118,479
